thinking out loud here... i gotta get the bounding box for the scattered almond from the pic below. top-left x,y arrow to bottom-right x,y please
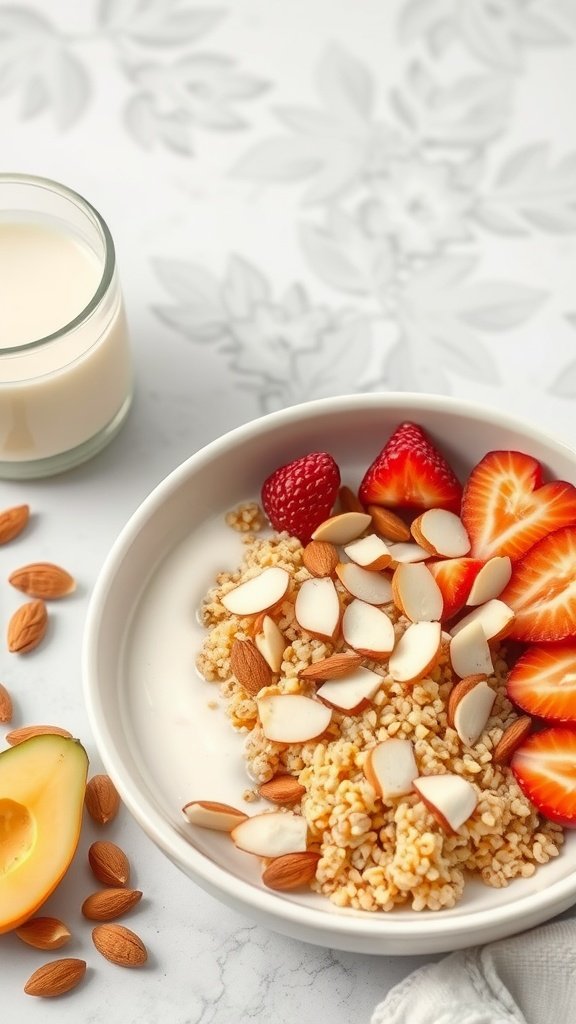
82,888 -> 142,922
338,485 -> 364,514
24,958 -> 86,998
367,505 -> 411,542
8,562 -> 76,600
447,674 -> 488,728
302,540 -> 338,578
182,800 -> 247,831
262,851 -> 321,891
298,651 -> 363,681
16,917 -> 71,951
85,774 -> 121,825
88,840 -> 130,887
6,724 -> 72,745
92,923 -> 147,967
230,637 -> 272,696
7,599 -> 48,653
492,716 -> 533,766
0,682 -> 13,723
0,504 -> 29,545
259,775 -> 306,805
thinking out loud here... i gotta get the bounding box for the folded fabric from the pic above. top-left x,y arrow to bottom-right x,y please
371,919 -> 576,1024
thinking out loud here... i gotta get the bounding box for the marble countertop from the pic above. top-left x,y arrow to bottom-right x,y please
3,0 -> 576,1020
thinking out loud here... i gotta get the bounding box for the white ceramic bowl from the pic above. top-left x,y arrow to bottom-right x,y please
83,393 -> 576,955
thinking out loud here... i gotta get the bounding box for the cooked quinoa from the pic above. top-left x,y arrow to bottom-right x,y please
195,508 -> 564,913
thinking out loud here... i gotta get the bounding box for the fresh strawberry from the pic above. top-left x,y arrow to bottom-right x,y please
261,452 -> 340,545
461,450 -> 576,561
427,557 -> 484,621
500,526 -> 576,642
358,422 -> 462,513
511,727 -> 576,826
507,643 -> 576,723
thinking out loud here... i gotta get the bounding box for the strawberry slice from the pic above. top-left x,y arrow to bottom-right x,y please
511,727 -> 576,826
500,526 -> 576,642
358,422 -> 462,513
461,450 -> 576,561
427,557 -> 484,621
507,643 -> 576,723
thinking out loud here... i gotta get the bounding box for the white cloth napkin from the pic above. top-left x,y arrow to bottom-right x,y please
371,920 -> 576,1024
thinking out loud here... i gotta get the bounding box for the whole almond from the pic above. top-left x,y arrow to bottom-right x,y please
16,917 -> 71,951
492,715 -> 533,766
85,774 -> 121,825
7,599 -> 48,653
338,486 -> 365,514
447,674 -> 488,728
82,888 -> 142,922
230,637 -> 272,695
0,682 -> 13,723
0,504 -> 29,545
259,775 -> 306,805
298,651 -> 363,681
302,540 -> 339,578
6,724 -> 72,746
262,851 -> 321,891
9,562 -> 76,600
24,958 -> 86,997
368,505 -> 411,542
88,840 -> 130,887
92,923 -> 147,967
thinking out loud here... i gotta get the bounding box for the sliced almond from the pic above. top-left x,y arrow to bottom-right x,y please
259,775 -> 306,805
230,637 -> 272,695
231,811 -> 308,857
0,682 -> 13,723
88,840 -> 131,887
6,724 -> 72,745
392,563 -> 443,622
466,558 -> 513,606
449,599 -> 515,641
342,534 -> 392,571
0,504 -> 29,545
450,679 -> 496,747
449,621 -> 494,679
335,562 -> 393,605
413,774 -> 478,834
410,509 -> 470,558
82,888 -> 142,922
9,562 -> 76,599
262,850 -> 320,891
254,615 -> 286,673
298,651 -> 363,681
341,599 -> 395,659
85,774 -> 121,825
388,621 -> 442,684
364,738 -> 419,800
339,485 -> 365,514
294,576 -> 340,640
92,923 -> 147,967
257,693 -> 332,743
367,505 -> 411,542
182,800 -> 248,831
221,567 -> 289,616
24,957 -> 86,997
492,716 -> 533,766
311,511 -> 372,545
16,917 -> 71,951
316,666 -> 383,713
7,599 -> 48,653
447,674 -> 488,728
302,540 -> 338,577
387,541 -> 430,565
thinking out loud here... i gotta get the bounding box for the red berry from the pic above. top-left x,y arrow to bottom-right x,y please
261,452 -> 340,545
359,422 -> 462,513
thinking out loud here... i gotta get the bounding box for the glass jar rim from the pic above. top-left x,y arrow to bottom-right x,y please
0,172 -> 116,353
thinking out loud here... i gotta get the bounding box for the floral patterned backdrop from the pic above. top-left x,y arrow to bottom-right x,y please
2,0 -> 576,449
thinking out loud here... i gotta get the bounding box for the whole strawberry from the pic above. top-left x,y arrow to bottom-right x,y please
261,452 -> 341,544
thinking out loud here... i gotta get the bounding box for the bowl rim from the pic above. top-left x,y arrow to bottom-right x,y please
82,391 -> 576,944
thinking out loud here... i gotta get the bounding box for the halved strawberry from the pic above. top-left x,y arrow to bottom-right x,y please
500,526 -> 576,642
507,643 -> 576,723
427,557 -> 484,621
511,727 -> 576,826
358,422 -> 462,513
461,450 -> 576,561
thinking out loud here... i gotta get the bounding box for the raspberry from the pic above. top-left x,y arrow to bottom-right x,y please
261,452 -> 340,545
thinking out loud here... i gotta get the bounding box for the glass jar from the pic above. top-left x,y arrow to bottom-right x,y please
0,173 -> 133,479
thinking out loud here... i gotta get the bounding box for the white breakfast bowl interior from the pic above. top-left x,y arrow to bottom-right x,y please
83,393 -> 576,955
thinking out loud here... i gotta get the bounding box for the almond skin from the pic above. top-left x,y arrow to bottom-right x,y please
9,562 -> 76,600
0,682 -> 13,723
85,774 -> 121,825
0,504 -> 29,545
24,958 -> 86,997
16,917 -> 72,951
7,599 -> 48,653
298,651 -> 363,681
368,505 -> 411,542
230,637 -> 272,695
6,724 -> 72,746
338,486 -> 365,514
259,775 -> 306,805
88,840 -> 130,887
92,923 -> 148,967
302,540 -> 339,578
262,851 -> 321,891
447,674 -> 488,728
82,888 -> 142,922
492,715 -> 533,766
